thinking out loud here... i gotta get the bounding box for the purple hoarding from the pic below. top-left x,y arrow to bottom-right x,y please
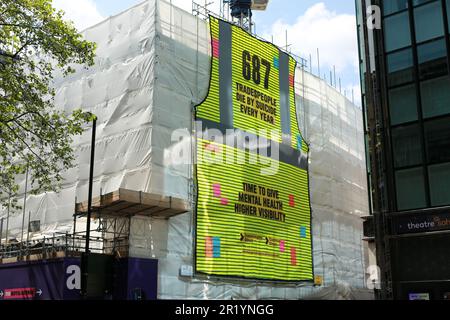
0,258 -> 76,300
0,257 -> 157,300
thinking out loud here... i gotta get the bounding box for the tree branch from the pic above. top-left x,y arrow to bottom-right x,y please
0,40 -> 29,60
0,50 -> 15,59
12,40 -> 30,59
0,111 -> 31,124
12,118 -> 54,145
22,110 -> 57,131
3,121 -> 46,165
0,22 -> 26,28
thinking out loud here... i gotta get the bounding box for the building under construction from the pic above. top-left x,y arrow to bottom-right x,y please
0,0 -> 371,300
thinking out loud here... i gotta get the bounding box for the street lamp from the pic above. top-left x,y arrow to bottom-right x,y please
81,114 -> 97,299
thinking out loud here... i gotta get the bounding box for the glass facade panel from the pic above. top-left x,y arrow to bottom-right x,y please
414,1 -> 444,43
361,65 -> 366,94
384,12 -> 411,51
384,0 -> 409,16
421,77 -> 450,118
365,134 -> 371,173
356,0 -> 363,25
413,0 -> 435,5
417,38 -> 448,79
387,48 -> 414,86
392,125 -> 423,168
358,24 -> 365,62
429,162 -> 450,206
424,117 -> 450,163
447,0 -> 450,31
389,84 -> 418,125
396,167 -> 427,210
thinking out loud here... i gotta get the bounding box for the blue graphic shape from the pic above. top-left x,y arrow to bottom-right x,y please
297,134 -> 303,150
213,237 -> 221,258
300,226 -> 307,238
273,57 -> 279,70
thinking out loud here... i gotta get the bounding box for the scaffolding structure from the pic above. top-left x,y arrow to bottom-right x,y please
0,228 -> 128,263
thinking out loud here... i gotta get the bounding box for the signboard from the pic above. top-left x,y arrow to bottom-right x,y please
393,211 -> 450,234
29,220 -> 40,232
408,293 -> 430,301
194,17 -> 313,281
314,275 -> 323,286
0,287 -> 42,300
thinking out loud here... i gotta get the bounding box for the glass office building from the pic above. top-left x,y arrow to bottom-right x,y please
356,0 -> 450,300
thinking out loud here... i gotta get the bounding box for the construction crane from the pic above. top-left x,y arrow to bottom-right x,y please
226,0 -> 269,32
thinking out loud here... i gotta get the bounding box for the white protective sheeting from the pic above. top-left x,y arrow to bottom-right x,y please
0,0 -> 371,299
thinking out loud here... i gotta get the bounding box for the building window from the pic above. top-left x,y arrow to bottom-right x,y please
356,0 -> 363,25
447,0 -> 450,31
392,124 -> 423,168
413,0 -> 437,6
414,1 -> 444,43
421,76 -> 450,118
384,12 -> 412,52
358,24 -> 365,61
429,162 -> 450,206
389,84 -> 418,125
359,53 -> 366,94
417,38 -> 448,80
396,167 -> 427,210
387,48 -> 414,86
365,134 -> 371,172
384,0 -> 409,16
364,104 -> 369,132
424,117 -> 450,163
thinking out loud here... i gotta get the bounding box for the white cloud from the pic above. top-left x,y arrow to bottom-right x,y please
52,0 -> 105,31
262,3 -> 358,74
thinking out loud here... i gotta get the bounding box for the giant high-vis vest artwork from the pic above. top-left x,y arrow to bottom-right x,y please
195,16 -> 313,281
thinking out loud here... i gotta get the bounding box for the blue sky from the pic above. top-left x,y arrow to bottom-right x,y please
52,0 -> 360,104
91,0 -> 356,26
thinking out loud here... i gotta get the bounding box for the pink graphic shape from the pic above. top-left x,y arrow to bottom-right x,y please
289,74 -> 295,87
220,198 -> 229,205
205,236 -> 213,258
290,247 -> 297,266
212,38 -> 220,58
212,184 -> 221,197
288,194 -> 295,207
205,143 -> 221,153
279,240 -> 285,252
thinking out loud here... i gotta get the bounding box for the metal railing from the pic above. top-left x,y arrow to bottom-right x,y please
0,231 -> 129,261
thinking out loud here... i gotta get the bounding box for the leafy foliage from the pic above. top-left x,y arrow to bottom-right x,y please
0,0 -> 97,209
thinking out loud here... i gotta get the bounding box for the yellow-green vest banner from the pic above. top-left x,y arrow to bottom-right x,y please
195,16 -> 313,281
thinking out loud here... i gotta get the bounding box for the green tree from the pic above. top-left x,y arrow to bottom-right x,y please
0,0 -> 96,209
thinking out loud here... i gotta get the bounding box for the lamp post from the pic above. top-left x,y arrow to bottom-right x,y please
81,115 -> 97,298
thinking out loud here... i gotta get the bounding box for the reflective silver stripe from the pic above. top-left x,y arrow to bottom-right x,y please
219,20 -> 233,128
279,50 -> 292,146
